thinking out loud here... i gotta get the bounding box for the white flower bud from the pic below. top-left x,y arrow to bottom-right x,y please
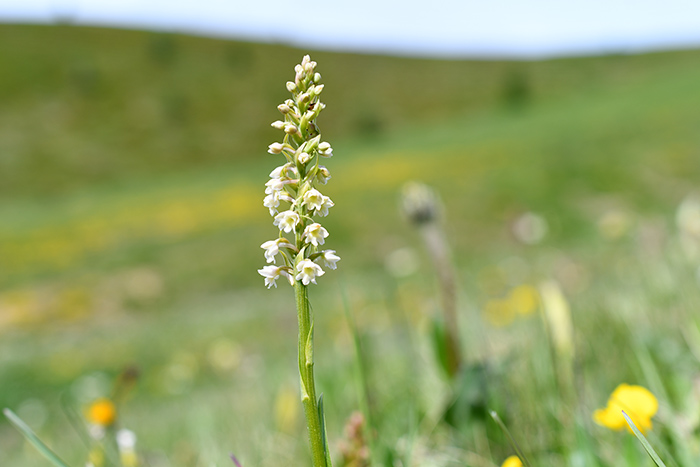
318,142 -> 333,158
304,61 -> 316,73
313,73 -> 322,83
271,120 -> 286,130
277,103 -> 291,114
312,84 -> 324,95
269,165 -> 285,179
298,93 -> 310,104
284,124 -> 299,135
268,142 -> 285,154
298,152 -> 311,164
286,81 -> 297,93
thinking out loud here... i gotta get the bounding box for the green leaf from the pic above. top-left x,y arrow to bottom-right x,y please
317,394 -> 333,467
430,316 -> 451,378
3,408 -> 74,467
622,411 -> 668,467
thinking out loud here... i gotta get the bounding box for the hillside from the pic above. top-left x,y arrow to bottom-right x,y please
1,24 -> 700,197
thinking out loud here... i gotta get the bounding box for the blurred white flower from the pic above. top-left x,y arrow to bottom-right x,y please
512,212 -> 548,245
677,195 -> 700,237
598,209 -> 633,240
116,429 -> 137,450
319,250 -> 340,270
384,248 -> 419,278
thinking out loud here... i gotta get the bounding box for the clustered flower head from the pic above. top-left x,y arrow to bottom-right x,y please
258,55 -> 339,288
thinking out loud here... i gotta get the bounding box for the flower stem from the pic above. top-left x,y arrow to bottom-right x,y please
295,281 -> 327,467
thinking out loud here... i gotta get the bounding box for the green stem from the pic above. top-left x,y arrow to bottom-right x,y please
295,281 -> 327,467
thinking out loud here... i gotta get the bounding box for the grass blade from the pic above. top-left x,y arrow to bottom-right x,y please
317,394 -> 333,467
3,408 -> 73,467
489,410 -> 532,467
622,411 -> 668,467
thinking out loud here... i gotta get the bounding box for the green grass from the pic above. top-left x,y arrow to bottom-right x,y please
2,24 -> 700,467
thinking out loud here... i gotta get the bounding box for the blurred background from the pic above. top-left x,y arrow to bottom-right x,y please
2,1 -> 700,466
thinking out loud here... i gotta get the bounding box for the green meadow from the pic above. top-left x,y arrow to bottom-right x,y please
2,24 -> 700,466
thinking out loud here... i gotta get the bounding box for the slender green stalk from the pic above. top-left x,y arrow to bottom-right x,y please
295,282 -> 327,467
489,410 -> 532,467
3,408 -> 73,467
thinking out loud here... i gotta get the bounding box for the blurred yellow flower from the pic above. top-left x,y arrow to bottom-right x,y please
483,284 -> 540,327
509,284 -> 539,315
87,398 -> 117,426
274,384 -> 300,433
593,383 -> 658,432
120,451 -> 138,467
483,297 -> 515,327
502,455 -> 522,467
88,447 -> 105,467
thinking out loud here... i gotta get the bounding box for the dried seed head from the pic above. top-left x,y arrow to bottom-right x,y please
401,182 -> 441,226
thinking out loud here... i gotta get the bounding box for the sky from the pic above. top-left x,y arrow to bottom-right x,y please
1,0 -> 700,58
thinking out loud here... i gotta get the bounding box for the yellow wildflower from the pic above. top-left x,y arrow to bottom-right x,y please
593,383 -> 658,433
509,284 -> 539,315
88,447 -> 105,467
274,384 -> 300,433
120,451 -> 139,467
87,398 -> 117,426
483,297 -> 515,327
502,455 -> 523,467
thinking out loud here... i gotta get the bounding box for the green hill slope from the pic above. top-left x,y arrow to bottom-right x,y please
1,24 -> 700,197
